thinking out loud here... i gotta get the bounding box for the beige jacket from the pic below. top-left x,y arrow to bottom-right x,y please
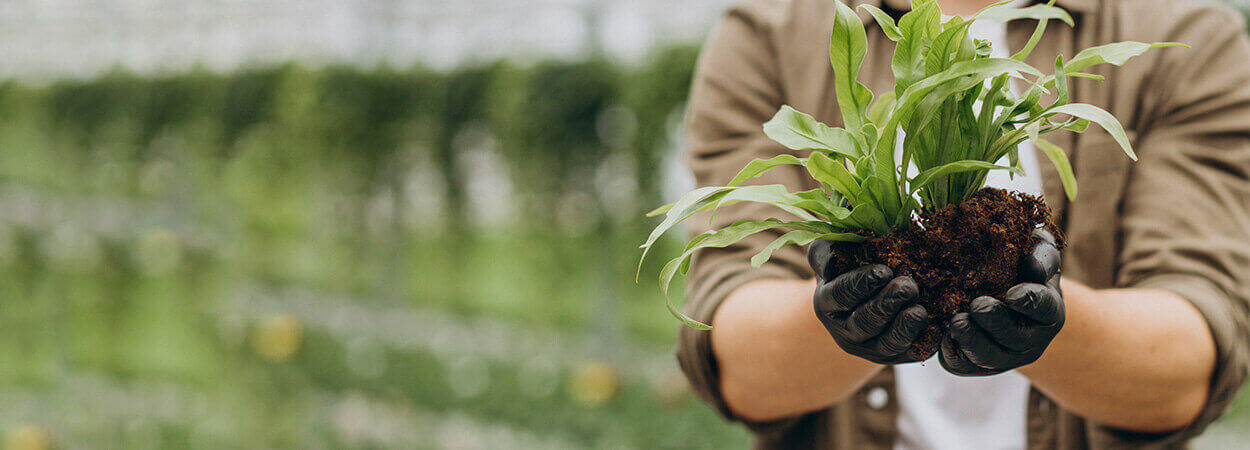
675,0 -> 1250,448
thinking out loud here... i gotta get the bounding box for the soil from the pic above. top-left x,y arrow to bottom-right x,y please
825,188 -> 1065,356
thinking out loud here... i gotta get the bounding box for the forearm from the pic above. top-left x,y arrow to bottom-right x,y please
711,278 -> 881,422
1019,278 -> 1215,432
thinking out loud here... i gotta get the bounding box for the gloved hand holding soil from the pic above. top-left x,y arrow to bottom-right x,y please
815,189 -> 1064,357
939,227 -> 1065,375
638,0 -> 1178,368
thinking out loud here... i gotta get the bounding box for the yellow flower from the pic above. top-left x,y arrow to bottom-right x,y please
252,314 -> 303,362
569,362 -> 620,407
4,424 -> 50,450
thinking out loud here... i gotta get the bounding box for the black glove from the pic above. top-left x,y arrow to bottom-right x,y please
939,228 -> 1065,376
807,240 -> 932,364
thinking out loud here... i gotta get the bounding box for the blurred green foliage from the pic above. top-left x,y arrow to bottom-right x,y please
0,47 -> 756,448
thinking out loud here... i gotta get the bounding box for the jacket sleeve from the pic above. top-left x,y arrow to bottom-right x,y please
672,0 -> 818,434
1101,4 -> 1250,445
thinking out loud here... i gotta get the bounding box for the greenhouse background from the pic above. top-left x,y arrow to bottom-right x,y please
0,0 -> 1247,448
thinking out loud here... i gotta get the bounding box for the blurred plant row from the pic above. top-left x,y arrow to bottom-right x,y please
0,45 -> 700,227
0,44 -> 704,329
0,47 -> 764,449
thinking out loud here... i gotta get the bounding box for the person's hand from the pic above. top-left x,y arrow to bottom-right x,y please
939,228 -> 1065,376
807,240 -> 932,364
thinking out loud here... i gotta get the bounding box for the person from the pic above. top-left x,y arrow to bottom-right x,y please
674,0 -> 1250,448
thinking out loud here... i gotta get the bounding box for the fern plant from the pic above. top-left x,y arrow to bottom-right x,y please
639,0 -> 1183,329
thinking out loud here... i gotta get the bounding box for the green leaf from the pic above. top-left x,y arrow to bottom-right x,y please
656,258 -> 709,329
1067,72 -> 1104,81
793,189 -> 851,221
750,230 -> 817,268
829,0 -> 875,133
1062,118 -> 1089,132
862,175 -> 902,227
860,123 -> 879,148
1011,0 -> 1058,62
974,39 -> 993,57
1035,42 -> 1181,89
910,160 -> 1014,192
763,106 -> 862,157
858,4 -> 902,41
1034,138 -> 1077,201
645,203 -> 673,217
972,3 -> 1073,27
767,219 -> 842,235
924,16 -> 973,75
848,202 -> 890,236
1005,83 -> 1044,118
751,230 -> 865,267
909,72 -> 994,137
977,75 -> 1011,142
707,184 -> 821,224
868,148 -> 900,225
1065,42 -> 1188,73
878,57 -> 1042,152
727,154 -> 806,186
867,91 -> 897,126
806,151 -> 862,204
1045,103 -> 1137,160
1053,55 -> 1069,107
638,186 -> 733,278
896,196 -> 921,228
854,152 -> 875,179
789,190 -> 838,214
658,218 -> 840,328
892,0 -> 941,96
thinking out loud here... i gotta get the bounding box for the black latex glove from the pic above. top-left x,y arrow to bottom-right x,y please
939,228 -> 1065,376
807,240 -> 932,364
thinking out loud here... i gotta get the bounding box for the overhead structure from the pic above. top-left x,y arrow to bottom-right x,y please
0,0 -> 733,80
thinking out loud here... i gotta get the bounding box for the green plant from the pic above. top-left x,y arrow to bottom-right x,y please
640,0 -> 1183,329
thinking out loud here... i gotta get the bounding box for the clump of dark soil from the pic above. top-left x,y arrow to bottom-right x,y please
826,188 -> 1065,356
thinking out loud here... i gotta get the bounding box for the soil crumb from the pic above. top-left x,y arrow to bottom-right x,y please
826,188 -> 1065,356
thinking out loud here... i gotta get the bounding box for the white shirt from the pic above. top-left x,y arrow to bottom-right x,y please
894,4 -> 1040,449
